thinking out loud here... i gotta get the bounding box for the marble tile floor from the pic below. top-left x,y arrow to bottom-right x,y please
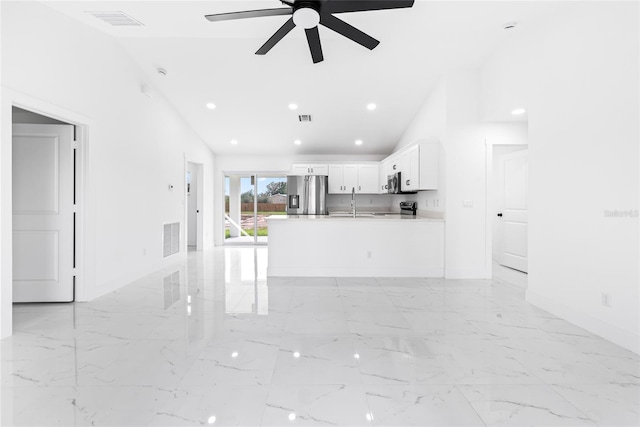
1,247 -> 638,426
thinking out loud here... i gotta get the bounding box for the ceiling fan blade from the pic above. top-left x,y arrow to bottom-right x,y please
305,27 -> 324,63
324,0 -> 414,14
320,13 -> 379,50
256,17 -> 296,55
205,8 -> 292,22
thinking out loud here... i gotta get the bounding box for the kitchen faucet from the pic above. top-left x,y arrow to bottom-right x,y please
351,187 -> 357,218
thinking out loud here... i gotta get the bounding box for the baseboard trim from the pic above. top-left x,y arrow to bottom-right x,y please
444,268 -> 490,279
526,290 -> 640,355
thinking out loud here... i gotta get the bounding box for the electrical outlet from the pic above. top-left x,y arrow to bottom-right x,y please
601,293 -> 612,307
367,251 -> 372,259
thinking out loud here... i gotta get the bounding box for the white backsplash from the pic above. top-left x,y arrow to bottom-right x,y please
327,194 -> 393,212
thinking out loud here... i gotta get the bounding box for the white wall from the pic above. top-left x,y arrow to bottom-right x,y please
394,78 -> 447,216
393,70 -> 488,279
481,2 -> 639,353
1,2 -> 215,337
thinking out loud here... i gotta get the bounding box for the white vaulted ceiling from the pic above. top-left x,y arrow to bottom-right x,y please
42,1 -> 573,155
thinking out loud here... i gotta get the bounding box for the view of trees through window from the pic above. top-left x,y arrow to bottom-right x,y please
224,175 -> 287,243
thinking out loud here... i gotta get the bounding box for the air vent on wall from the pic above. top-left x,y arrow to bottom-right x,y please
87,11 -> 144,26
163,222 -> 180,257
298,115 -> 312,122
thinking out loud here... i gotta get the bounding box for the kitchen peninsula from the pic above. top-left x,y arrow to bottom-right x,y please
266,214 -> 444,277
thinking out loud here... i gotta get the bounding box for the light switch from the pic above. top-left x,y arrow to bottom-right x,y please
463,200 -> 473,208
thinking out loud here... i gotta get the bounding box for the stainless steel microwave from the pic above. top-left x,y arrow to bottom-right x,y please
387,172 -> 400,194
388,172 -> 417,194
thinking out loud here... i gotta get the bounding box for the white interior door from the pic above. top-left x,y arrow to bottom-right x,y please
498,149 -> 528,273
12,123 -> 74,302
187,162 -> 198,247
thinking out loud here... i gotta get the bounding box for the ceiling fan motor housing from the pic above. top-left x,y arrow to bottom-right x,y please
293,1 -> 321,29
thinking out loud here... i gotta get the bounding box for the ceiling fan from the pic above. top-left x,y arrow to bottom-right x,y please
205,0 -> 415,63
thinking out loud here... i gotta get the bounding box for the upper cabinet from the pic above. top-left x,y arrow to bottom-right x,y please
290,164 -> 328,175
357,164 -> 379,194
378,161 -> 389,194
328,164 -> 357,193
290,142 -> 438,193
328,164 -> 378,194
382,142 -> 439,191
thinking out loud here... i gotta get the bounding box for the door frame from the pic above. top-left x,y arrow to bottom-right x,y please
1,89 -> 91,338
184,158 -> 204,251
484,139 -> 528,279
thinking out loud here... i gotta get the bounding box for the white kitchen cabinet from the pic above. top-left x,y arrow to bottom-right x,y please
328,165 -> 343,193
328,164 -> 357,193
291,164 -> 328,175
402,145 -> 420,192
380,142 -> 438,191
378,161 -> 389,194
328,164 -> 378,194
357,164 -> 379,194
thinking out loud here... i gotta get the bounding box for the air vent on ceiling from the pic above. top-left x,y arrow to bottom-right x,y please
298,115 -> 312,122
87,11 -> 144,26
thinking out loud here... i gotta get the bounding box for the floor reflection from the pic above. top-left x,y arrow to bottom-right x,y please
224,247 -> 268,315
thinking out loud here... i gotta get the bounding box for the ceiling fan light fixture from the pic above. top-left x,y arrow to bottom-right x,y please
293,7 -> 320,29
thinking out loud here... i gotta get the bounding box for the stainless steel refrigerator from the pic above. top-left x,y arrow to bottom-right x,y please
286,175 -> 329,215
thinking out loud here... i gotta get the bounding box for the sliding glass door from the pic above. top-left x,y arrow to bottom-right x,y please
224,173 -> 287,245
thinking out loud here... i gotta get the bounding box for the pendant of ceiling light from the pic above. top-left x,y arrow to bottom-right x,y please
292,1 -> 320,29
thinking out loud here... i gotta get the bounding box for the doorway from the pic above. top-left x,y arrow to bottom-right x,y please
491,144 -> 528,289
186,161 -> 203,251
224,173 -> 287,245
11,107 -> 77,302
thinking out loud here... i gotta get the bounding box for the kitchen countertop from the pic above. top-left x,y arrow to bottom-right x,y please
267,213 -> 444,222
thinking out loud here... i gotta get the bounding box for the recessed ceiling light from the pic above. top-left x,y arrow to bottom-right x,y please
366,103 -> 377,111
230,139 -> 238,145
207,415 -> 217,424
288,103 -> 298,110
511,108 -> 526,115
206,102 -> 216,110
355,139 -> 363,146
288,413 -> 297,421
294,140 -> 301,145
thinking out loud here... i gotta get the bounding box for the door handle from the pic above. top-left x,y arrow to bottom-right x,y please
497,213 -> 503,217
196,210 -> 199,213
